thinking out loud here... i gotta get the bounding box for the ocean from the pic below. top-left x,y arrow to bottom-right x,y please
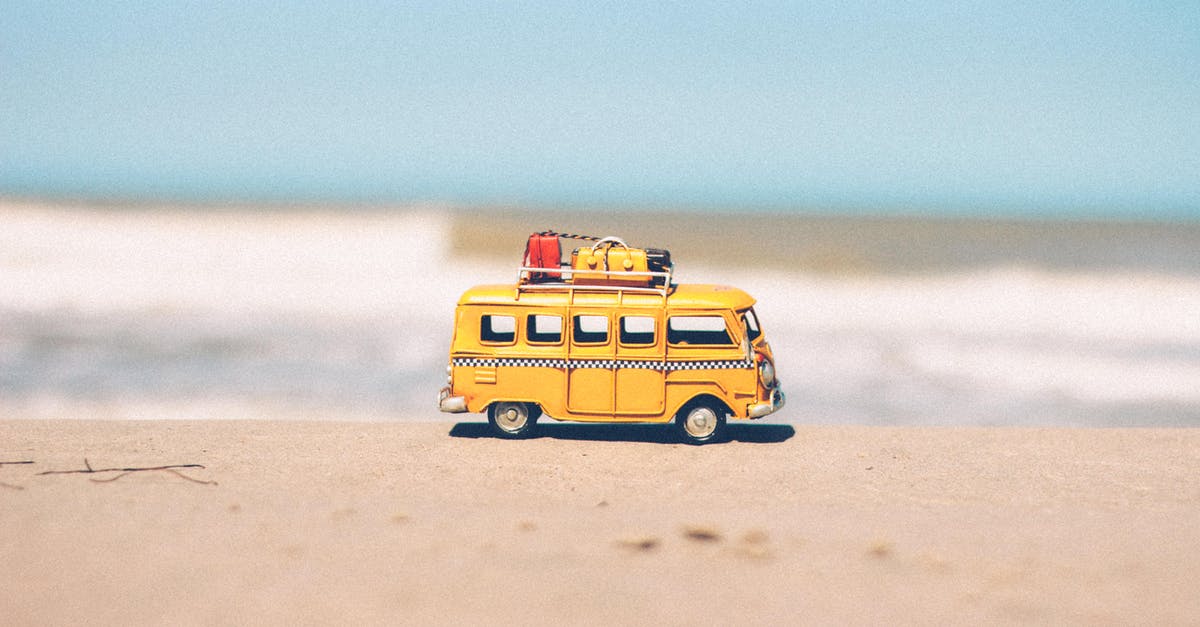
3,200 -> 1199,426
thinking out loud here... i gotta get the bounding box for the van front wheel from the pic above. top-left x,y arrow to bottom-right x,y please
676,400 -> 726,444
488,401 -> 538,439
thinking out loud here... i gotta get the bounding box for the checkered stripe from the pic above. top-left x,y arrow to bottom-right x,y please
452,357 -> 753,371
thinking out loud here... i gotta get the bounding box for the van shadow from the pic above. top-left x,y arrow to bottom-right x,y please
448,422 -> 795,444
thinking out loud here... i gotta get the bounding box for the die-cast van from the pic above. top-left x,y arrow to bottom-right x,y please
438,234 -> 784,444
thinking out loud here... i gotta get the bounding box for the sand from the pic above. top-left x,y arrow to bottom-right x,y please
2,420 -> 1198,625
447,207 -> 1200,275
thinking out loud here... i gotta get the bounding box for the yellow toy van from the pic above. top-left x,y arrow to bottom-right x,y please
438,233 -> 784,443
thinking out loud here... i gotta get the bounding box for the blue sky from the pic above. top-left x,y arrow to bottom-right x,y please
2,2 -> 1197,217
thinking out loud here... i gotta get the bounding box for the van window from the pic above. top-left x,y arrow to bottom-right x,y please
480,314 -> 516,344
573,315 -> 608,344
620,316 -> 656,345
668,315 -> 733,345
742,308 -> 762,341
527,314 -> 563,343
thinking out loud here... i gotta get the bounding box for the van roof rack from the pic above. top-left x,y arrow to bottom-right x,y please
515,266 -> 674,299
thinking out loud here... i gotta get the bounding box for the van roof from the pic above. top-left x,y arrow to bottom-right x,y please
457,283 -> 757,311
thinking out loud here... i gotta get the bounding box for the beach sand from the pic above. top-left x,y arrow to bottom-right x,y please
448,207 -> 1200,275
3,419 -> 1198,625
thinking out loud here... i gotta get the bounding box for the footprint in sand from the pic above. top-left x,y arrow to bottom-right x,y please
617,536 -> 661,552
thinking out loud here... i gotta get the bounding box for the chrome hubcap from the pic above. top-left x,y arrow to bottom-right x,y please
684,406 -> 718,438
496,403 -> 528,432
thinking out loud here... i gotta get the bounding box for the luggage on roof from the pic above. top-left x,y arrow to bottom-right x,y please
520,232 -> 673,289
522,232 -> 562,282
571,241 -> 652,286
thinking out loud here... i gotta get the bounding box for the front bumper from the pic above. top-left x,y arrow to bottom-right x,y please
438,387 -> 468,413
747,387 -> 785,419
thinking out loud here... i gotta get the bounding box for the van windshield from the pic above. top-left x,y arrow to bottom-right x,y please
741,308 -> 762,342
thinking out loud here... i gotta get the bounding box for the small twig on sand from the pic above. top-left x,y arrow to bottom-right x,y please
38,458 -> 204,475
91,468 -> 216,485
1,461 -> 34,490
38,458 -> 216,485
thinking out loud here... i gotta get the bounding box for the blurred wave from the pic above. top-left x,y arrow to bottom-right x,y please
2,201 -> 1198,425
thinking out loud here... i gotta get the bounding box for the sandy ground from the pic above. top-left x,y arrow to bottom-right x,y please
447,207 -> 1200,275
2,420 -> 1198,626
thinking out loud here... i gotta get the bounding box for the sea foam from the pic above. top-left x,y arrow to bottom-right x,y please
3,203 -> 1198,425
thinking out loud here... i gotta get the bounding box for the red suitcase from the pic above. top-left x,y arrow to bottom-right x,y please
522,233 -> 561,282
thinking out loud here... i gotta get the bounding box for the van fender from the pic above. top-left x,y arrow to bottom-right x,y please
483,398 -> 545,420
671,394 -> 733,422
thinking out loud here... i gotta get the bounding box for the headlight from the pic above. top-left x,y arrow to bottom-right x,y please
759,357 -> 775,387
446,364 -> 453,385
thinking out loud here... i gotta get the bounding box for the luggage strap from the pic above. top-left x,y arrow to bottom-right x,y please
536,230 -> 602,242
538,231 -> 628,253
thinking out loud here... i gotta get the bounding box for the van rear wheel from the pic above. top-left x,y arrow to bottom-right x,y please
488,401 -> 538,439
676,400 -> 726,444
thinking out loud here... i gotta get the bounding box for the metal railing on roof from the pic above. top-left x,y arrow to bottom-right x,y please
515,265 -> 673,299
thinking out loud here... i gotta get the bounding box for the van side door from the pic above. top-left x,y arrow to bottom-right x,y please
613,311 -> 666,416
566,311 -> 615,415
665,311 -> 752,408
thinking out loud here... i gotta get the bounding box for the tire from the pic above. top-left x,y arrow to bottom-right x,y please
488,401 -> 538,439
675,399 -> 727,444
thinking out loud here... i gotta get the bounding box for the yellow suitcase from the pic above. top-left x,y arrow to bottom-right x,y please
571,243 -> 652,286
